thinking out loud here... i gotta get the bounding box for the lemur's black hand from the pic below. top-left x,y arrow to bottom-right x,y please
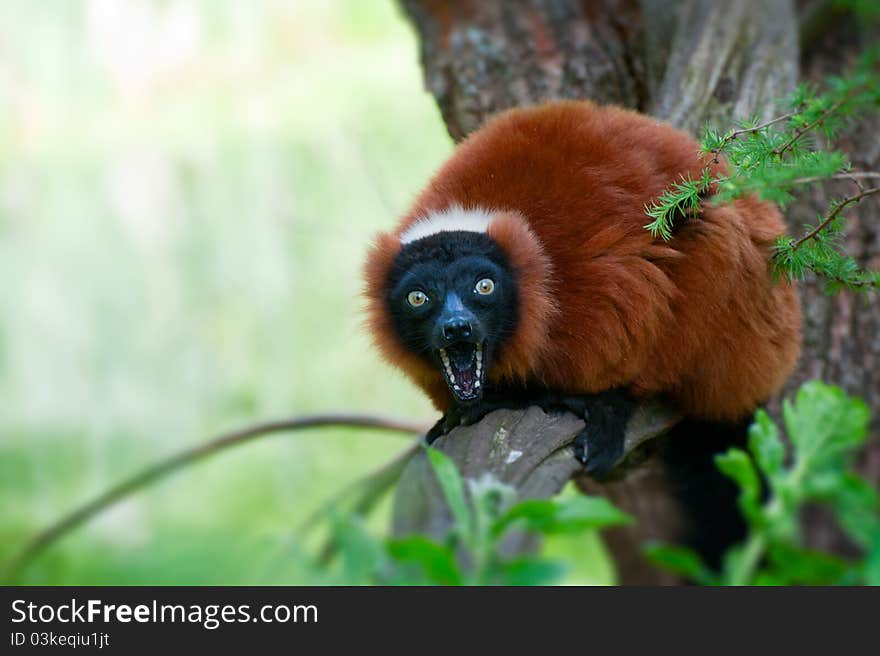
513,389 -> 635,478
425,418 -> 446,445
426,409 -> 466,444
566,390 -> 636,479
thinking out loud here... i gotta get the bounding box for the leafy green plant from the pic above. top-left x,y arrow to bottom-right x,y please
325,447 -> 631,585
324,382 -> 880,586
646,381 -> 880,585
645,48 -> 880,292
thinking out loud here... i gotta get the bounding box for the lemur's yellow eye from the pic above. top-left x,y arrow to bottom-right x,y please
475,278 -> 495,295
407,290 -> 428,307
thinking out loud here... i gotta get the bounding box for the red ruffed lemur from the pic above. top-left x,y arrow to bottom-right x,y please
363,101 -> 801,567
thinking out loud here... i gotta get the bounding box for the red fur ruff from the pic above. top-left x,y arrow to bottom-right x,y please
363,101 -> 802,420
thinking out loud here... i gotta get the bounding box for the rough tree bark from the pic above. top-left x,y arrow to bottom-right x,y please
391,0 -> 879,582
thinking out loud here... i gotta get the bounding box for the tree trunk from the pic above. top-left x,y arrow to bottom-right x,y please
394,0 -> 880,580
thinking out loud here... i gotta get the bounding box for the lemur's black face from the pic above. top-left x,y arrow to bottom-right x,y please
386,231 -> 518,405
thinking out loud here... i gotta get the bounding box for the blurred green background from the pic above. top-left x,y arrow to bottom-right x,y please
0,0 -> 611,585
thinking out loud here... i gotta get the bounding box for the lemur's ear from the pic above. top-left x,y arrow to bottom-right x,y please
362,230 -> 442,400
363,230 -> 401,293
485,212 -> 558,383
363,230 -> 402,349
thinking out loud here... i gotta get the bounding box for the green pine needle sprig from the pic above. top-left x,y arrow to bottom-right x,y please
644,47 -> 880,292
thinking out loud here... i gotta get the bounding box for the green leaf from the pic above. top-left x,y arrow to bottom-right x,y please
492,495 -> 631,538
643,171 -> 714,240
748,409 -> 786,481
643,543 -> 717,585
497,556 -> 568,586
752,571 -> 789,586
425,447 -> 474,544
720,542 -> 758,586
765,543 -> 851,585
387,536 -> 462,586
715,448 -> 763,524
863,533 -> 880,585
822,473 -> 880,549
330,515 -> 387,585
783,381 -> 869,470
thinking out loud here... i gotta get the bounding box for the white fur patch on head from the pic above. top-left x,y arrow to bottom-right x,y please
399,205 -> 494,244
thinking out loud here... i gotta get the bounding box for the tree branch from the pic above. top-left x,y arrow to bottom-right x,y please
392,403 -> 681,554
3,413 -> 427,579
792,171 -> 880,185
771,90 -> 860,157
710,111 -> 797,161
790,186 -> 880,252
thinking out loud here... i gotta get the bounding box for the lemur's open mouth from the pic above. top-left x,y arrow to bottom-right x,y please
438,342 -> 484,403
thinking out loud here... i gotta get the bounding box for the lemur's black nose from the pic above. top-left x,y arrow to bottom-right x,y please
442,317 -> 472,342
